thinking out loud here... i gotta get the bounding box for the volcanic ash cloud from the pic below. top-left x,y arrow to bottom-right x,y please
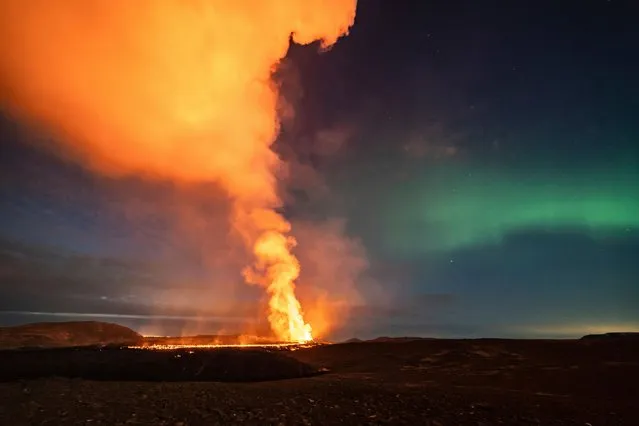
0,0 -> 358,342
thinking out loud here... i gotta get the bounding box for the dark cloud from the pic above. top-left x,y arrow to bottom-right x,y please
0,236 -> 265,335
0,237 -> 158,312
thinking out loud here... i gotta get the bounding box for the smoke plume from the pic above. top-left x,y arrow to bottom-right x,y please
0,0 -> 357,341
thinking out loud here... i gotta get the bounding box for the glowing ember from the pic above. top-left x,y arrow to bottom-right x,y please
0,1 -> 358,342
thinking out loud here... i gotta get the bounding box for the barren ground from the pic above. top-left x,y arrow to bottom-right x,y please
0,338 -> 637,425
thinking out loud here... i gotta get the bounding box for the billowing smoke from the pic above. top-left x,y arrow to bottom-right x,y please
0,0 -> 358,341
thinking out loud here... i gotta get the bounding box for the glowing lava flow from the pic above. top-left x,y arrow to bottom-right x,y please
128,342 -> 319,351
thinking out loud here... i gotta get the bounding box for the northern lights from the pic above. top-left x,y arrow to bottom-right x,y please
382,165 -> 639,256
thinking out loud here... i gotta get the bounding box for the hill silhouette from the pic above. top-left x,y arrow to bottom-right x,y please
0,321 -> 142,349
580,332 -> 639,341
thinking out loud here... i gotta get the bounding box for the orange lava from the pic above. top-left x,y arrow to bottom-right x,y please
0,1 -> 357,342
128,342 -> 319,351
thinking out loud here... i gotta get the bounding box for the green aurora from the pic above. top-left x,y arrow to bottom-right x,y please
382,165 -> 639,256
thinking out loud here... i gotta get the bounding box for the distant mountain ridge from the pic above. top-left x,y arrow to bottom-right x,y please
580,332 -> 639,341
0,321 -> 142,349
3,321 -> 637,350
342,336 -> 431,343
343,333 -> 639,343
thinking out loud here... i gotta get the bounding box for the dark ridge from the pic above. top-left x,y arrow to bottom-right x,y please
0,346 -> 324,382
345,336 -> 436,343
580,332 -> 639,341
0,321 -> 143,349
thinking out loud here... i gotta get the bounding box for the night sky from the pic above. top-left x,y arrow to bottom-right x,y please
1,0 -> 637,339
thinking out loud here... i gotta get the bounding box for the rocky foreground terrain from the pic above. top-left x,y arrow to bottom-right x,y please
0,323 -> 637,425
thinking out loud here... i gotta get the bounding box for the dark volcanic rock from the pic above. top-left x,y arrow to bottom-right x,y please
0,347 -> 323,382
0,321 -> 143,349
1,339 -> 637,425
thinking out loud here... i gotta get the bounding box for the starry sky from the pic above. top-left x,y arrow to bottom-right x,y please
1,0 -> 638,339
